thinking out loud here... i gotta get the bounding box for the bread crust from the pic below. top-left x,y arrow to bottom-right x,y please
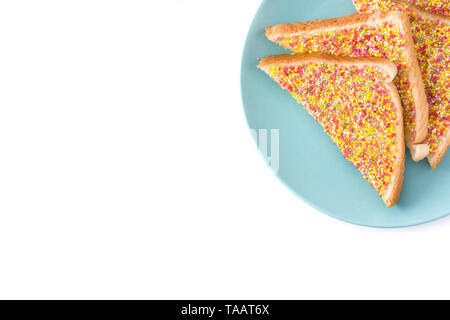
384,81 -> 405,207
258,53 -> 405,207
265,11 -> 429,147
353,1 -> 450,168
258,53 -> 398,79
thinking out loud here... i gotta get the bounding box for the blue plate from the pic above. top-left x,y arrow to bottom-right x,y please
241,0 -> 450,228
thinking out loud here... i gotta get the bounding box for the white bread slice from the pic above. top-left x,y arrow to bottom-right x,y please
265,11 -> 429,156
258,53 -> 405,207
353,0 -> 450,168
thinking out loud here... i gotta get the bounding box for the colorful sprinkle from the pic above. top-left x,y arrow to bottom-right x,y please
267,62 -> 400,196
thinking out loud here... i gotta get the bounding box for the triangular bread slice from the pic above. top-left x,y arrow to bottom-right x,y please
265,11 -> 428,161
258,53 -> 405,207
353,0 -> 450,168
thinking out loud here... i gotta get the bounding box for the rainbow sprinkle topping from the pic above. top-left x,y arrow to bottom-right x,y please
267,62 -> 400,196
411,0 -> 450,16
354,0 -> 450,157
275,21 -> 416,142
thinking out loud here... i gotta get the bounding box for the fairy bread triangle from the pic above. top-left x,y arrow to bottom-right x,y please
258,53 -> 405,207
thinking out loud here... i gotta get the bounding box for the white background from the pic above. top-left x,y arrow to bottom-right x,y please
0,0 -> 449,300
